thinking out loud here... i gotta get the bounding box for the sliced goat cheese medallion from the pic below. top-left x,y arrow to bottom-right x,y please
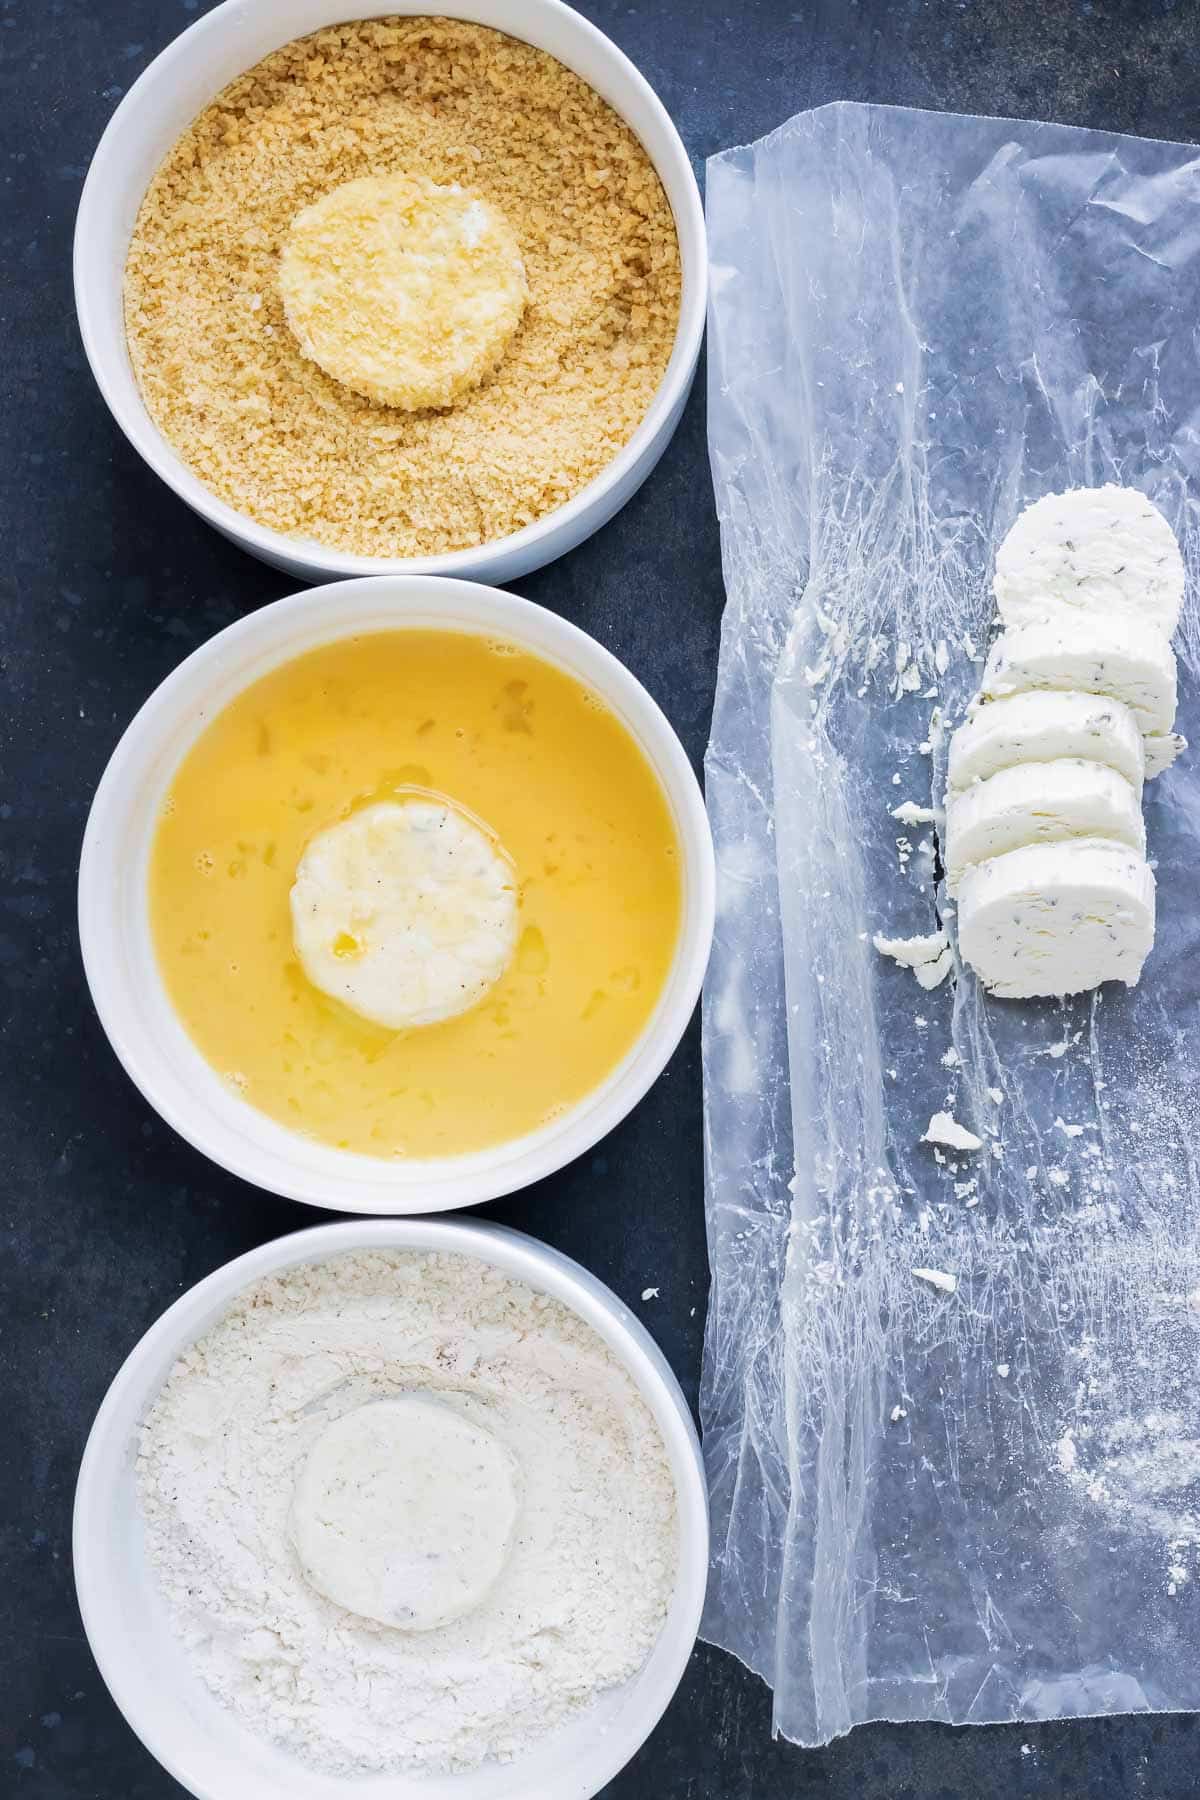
979,617 -> 1177,737
994,484 -> 1185,638
945,758 -> 1145,892
948,690 -> 1146,792
957,837 -> 1156,999
290,798 -> 518,1030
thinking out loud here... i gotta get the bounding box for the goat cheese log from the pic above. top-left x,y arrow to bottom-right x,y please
881,482 -> 1186,1002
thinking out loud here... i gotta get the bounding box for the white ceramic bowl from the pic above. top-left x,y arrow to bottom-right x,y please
79,576 -> 714,1212
73,0 -> 706,585
74,1216 -> 709,1800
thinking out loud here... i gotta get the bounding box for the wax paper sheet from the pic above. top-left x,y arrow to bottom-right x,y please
700,103 -> 1200,1747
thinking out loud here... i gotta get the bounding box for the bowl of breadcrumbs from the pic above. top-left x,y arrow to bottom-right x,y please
75,1 -> 705,583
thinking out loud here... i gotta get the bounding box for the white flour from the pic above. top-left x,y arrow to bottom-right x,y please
136,1250 -> 678,1774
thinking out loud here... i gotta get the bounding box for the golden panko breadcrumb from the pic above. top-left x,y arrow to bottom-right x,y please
279,172 -> 528,412
123,16 -> 682,559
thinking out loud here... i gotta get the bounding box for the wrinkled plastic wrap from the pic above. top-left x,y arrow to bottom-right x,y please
700,103 -> 1200,1746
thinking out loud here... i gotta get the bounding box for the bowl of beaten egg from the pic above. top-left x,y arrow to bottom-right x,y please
79,578 -> 714,1210
73,0 -> 706,584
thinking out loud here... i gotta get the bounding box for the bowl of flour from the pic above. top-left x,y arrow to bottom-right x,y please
73,1219 -> 708,1799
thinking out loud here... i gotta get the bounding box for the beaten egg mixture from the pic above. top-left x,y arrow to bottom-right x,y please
150,630 -> 682,1157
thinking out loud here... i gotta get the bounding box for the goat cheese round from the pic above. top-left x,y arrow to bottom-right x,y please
948,690 -> 1146,792
279,173 -> 528,411
994,485 -> 1185,638
290,798 -> 518,1030
957,837 -> 1156,999
979,617 -> 1177,736
945,758 -> 1145,891
289,1394 -> 521,1632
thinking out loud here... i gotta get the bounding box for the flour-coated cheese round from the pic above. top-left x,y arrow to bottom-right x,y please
993,485 -> 1185,638
979,617 -> 1177,736
279,173 -> 528,410
289,1394 -> 521,1632
945,758 -> 1145,891
290,797 -> 518,1030
957,837 -> 1156,999
948,690 -> 1146,792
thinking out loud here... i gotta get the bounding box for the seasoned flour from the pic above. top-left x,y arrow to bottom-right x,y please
136,1250 -> 678,1774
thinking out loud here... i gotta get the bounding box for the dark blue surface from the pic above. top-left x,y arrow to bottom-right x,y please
3,0 -> 1200,1794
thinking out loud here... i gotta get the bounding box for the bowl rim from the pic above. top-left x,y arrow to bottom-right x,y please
72,0 -> 708,580
73,1216 -> 710,1800
77,575 -> 715,1212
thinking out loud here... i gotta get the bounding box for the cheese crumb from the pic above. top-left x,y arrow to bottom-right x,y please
914,947 -> 954,990
891,800 -> 938,825
922,1111 -> 983,1152
912,1267 -> 958,1294
873,928 -> 948,967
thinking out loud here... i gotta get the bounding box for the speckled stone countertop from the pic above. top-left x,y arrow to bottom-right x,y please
4,0 -> 1200,1794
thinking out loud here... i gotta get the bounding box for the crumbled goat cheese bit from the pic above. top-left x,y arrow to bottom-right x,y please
872,929 -> 949,969
914,947 -> 954,990
912,1267 -> 958,1294
891,800 -> 938,826
922,1111 -> 983,1152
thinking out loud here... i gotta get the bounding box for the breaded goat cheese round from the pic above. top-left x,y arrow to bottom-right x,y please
290,798 -> 518,1030
279,173 -> 528,411
994,485 -> 1185,638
